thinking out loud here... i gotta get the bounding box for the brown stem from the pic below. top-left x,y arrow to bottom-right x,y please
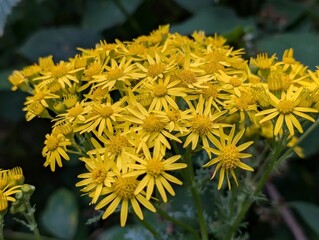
266,182 -> 307,240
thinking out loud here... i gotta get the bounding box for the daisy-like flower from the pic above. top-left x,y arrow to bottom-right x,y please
54,101 -> 87,125
42,133 -> 72,172
217,70 -> 249,96
76,153 -> 117,204
24,86 -> 60,108
75,99 -> 125,136
203,125 -> 254,190
124,148 -> 186,202
124,102 -> 181,155
8,70 -> 28,91
95,175 -> 156,227
183,96 -> 228,150
23,101 -> 52,121
250,53 -> 276,70
137,75 -> 186,111
255,86 -> 318,136
0,171 -> 21,202
93,57 -> 144,91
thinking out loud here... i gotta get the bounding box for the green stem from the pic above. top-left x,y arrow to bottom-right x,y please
183,147 -> 208,240
155,205 -> 200,240
135,214 -> 161,239
225,141 -> 284,240
24,201 -> 42,240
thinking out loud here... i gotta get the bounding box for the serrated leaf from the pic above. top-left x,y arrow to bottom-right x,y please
41,188 -> 78,239
289,201 -> 319,236
170,6 -> 254,35
19,27 -> 102,62
173,0 -> 212,13
256,33 -> 319,70
82,0 -> 143,32
0,0 -> 21,36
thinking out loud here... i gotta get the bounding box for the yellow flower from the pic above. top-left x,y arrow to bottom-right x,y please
250,53 -> 276,70
203,125 -> 254,190
137,75 -> 186,111
76,153 -> 117,204
8,167 -> 24,185
8,71 -> 28,91
183,96 -> 228,150
0,192 -> 8,213
23,101 -> 51,121
75,99 -> 125,136
255,86 -> 318,136
124,148 -> 186,202
95,175 -> 156,227
42,133 -> 71,172
25,86 -> 59,108
125,102 -> 181,155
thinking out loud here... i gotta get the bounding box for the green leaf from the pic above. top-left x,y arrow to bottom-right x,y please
0,0 -> 21,36
82,0 -> 143,32
256,33 -> 319,70
19,27 -> 102,62
289,201 -> 319,236
41,188 -> 79,239
173,0 -> 212,13
170,6 -> 255,35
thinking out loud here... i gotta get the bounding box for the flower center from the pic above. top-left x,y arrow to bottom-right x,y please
154,83 -> 167,97
113,177 -> 138,199
50,63 -> 69,77
99,106 -> 114,118
146,158 -> 164,177
107,135 -> 129,155
177,69 -> 196,85
63,94 -> 78,108
108,68 -> 124,81
229,77 -> 241,87
166,109 -> 180,122
147,63 -> 166,78
28,102 -> 45,116
143,115 -> 165,133
46,135 -> 59,151
191,115 -> 213,135
92,168 -> 107,184
218,144 -> 240,169
204,62 -> 225,74
68,105 -> 83,118
46,79 -> 62,93
84,62 -> 102,79
277,100 -> 294,114
202,84 -> 218,99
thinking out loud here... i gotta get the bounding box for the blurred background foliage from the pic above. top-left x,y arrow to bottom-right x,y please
1,0 -> 319,239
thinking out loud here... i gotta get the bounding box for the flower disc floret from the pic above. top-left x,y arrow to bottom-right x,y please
191,115 -> 213,135
146,158 -> 164,176
153,83 -> 168,97
113,177 -> 138,199
143,115 -> 165,133
218,144 -> 240,169
277,100 -> 294,114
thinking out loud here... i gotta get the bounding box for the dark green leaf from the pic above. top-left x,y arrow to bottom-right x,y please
41,188 -> 79,239
289,201 -> 319,236
0,0 -> 21,36
171,6 -> 255,35
256,33 -> 319,70
19,27 -> 102,62
173,0 -> 212,13
82,0 -> 143,32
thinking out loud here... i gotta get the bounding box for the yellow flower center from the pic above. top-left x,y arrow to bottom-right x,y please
143,115 -> 165,133
146,158 -> 164,177
46,79 -> 62,93
39,56 -> 54,70
113,177 -> 138,199
177,69 -> 196,85
99,106 -> 114,118
21,65 -> 41,77
166,109 -> 180,122
33,91 -> 46,101
63,94 -> 78,108
218,144 -> 240,169
191,115 -> 213,135
46,135 -> 59,151
107,135 -> 129,155
129,44 -> 147,55
277,100 -> 294,114
154,83 -> 167,97
205,49 -> 226,63
147,63 -> 166,77
92,168 -> 107,184
84,62 -> 102,79
202,84 -> 218,99
204,62 -> 225,74
108,68 -> 124,81
51,64 -> 70,77
28,102 -> 45,116
229,77 -> 242,87
52,101 -> 65,113
68,105 -> 83,118
281,75 -> 292,90
9,71 -> 25,86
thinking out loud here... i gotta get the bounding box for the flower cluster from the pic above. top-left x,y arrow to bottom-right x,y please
9,25 -> 319,226
0,167 -> 23,213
